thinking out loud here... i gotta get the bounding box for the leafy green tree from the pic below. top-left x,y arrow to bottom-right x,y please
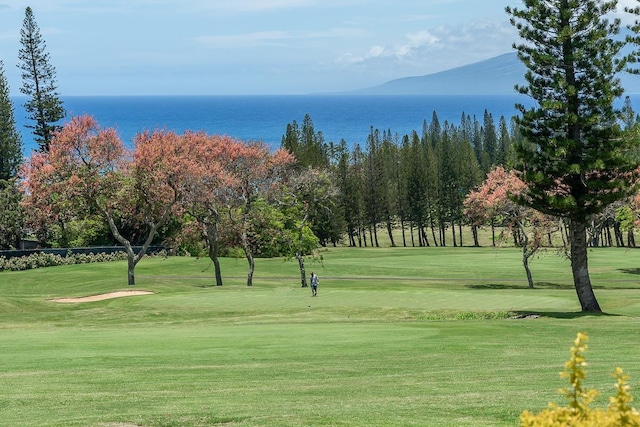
0,61 -> 23,181
282,167 -> 337,287
18,7 -> 65,152
507,0 -> 639,312
0,179 -> 24,249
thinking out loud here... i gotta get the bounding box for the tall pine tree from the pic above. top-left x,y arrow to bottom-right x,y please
0,61 -> 24,249
0,60 -> 22,181
507,0 -> 639,312
18,6 -> 65,152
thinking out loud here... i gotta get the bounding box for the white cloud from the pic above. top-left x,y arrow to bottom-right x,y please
336,19 -> 516,78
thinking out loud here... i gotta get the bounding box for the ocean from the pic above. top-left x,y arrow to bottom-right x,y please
11,94 -> 638,154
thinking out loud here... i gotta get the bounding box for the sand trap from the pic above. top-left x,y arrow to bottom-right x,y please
52,290 -> 153,303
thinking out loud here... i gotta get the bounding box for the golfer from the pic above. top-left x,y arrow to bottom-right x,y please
310,272 -> 319,296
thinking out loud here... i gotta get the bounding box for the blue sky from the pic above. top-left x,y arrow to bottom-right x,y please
0,0 -> 637,96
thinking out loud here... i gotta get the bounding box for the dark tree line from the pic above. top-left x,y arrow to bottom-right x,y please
282,111 -> 520,248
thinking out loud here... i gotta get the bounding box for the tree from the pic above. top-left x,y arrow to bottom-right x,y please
281,115 -> 329,169
464,167 -> 559,288
0,179 -> 24,249
283,167 -> 337,287
21,115 -> 194,285
0,60 -> 24,249
18,6 -> 65,152
0,60 -> 22,181
182,133 -> 256,287
507,1 -> 639,311
224,142 -> 295,286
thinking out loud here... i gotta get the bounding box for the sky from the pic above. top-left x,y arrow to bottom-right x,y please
0,0 -> 638,96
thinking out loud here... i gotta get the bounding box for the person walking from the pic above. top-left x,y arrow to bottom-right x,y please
310,272 -> 319,296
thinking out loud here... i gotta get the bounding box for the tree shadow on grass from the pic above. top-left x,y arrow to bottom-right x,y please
619,268 -> 640,275
467,282 -> 605,290
511,310 -> 621,319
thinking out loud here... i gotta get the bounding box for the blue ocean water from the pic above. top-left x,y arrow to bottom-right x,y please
11,94 -> 636,154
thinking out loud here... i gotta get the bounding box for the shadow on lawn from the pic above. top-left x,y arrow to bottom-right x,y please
619,268 -> 640,275
512,310 -> 621,319
468,282 -> 609,290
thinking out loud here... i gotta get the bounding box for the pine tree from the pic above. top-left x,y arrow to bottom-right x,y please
18,6 -> 65,152
0,60 -> 22,181
507,0 -> 639,312
482,109 -> 498,170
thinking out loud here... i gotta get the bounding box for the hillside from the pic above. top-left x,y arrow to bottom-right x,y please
351,52 -> 640,95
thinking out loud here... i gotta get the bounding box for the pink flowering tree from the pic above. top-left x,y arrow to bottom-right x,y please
22,115 -> 195,285
221,141 -> 295,286
181,133 -> 247,286
464,167 -> 560,288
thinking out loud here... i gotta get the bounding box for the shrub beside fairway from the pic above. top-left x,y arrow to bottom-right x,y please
1,246 -> 639,426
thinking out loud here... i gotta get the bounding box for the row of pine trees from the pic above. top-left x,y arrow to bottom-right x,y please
281,110 -> 522,249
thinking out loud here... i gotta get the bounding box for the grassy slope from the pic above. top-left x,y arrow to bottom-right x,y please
1,246 -> 640,426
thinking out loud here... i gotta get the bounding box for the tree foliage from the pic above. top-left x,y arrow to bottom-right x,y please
18,6 -> 65,152
0,60 -> 22,181
0,179 -> 24,249
506,0 -> 640,312
21,115 -> 194,285
464,167 -> 559,288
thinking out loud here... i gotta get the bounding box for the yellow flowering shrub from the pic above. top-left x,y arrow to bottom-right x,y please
520,332 -> 640,427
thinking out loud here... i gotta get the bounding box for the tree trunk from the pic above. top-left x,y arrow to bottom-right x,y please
421,226 -> 430,247
127,254 -> 136,286
244,246 -> 254,287
204,222 -> 223,286
569,220 -> 602,312
523,252 -> 534,289
386,219 -> 395,247
520,226 -> 534,289
297,219 -> 308,287
430,219 -> 438,247
297,253 -> 307,287
241,228 -> 254,287
491,223 -> 496,246
605,226 -> 613,247
614,222 -> 623,247
472,225 -> 479,247
451,222 -> 457,247
102,207 -> 166,286
373,225 -> 379,247
410,223 -> 415,247
401,219 -> 407,247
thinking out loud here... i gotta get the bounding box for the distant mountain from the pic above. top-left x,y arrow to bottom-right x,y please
350,52 -> 640,95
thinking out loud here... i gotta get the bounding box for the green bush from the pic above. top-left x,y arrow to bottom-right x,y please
0,251 -> 128,272
520,332 -> 640,426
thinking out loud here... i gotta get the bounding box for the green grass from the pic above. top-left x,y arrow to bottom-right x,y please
1,246 -> 640,426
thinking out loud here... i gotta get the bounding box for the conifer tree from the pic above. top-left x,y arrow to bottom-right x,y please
507,0 -> 639,312
18,6 -> 65,152
0,60 -> 22,181
482,109 -> 498,170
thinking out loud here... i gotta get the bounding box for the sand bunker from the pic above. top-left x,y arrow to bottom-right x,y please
52,290 -> 153,303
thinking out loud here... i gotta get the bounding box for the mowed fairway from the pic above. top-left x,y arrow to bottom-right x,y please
1,246 -> 640,426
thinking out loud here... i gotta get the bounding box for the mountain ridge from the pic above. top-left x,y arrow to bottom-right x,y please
348,51 -> 640,95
